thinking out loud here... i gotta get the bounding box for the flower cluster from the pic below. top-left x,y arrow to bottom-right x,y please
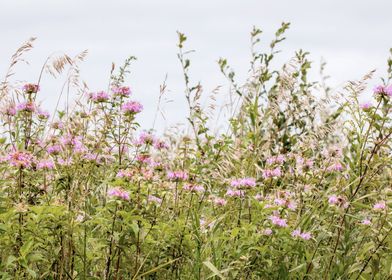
291,229 -> 312,240
7,151 -> 34,168
373,85 -> 392,97
167,170 -> 188,181
230,177 -> 256,188
262,167 -> 282,179
269,214 -> 288,227
22,83 -> 40,94
121,101 -> 143,114
107,187 -> 130,201
112,86 -> 131,97
89,91 -> 110,102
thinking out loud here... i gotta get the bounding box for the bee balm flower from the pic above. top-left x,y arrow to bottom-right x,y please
107,187 -> 130,201
373,201 -> 386,211
22,83 -> 39,94
121,101 -> 143,114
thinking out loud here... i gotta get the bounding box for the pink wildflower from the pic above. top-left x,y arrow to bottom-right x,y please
153,139 -> 169,150
287,201 -> 297,210
327,162 -> 344,172
328,195 -> 348,208
89,91 -> 109,102
263,228 -> 273,235
292,229 -> 312,240
134,131 -> 155,146
16,102 -> 36,113
226,189 -> 245,198
373,85 -> 392,97
107,187 -> 130,201
37,159 -> 55,170
266,154 -> 285,165
269,215 -> 288,227
230,177 -> 256,188
254,194 -> 263,201
57,158 -> 73,166
300,232 -> 312,240
148,195 -> 162,205
291,229 -> 301,237
8,151 -> 33,168
47,145 -> 62,155
360,102 -> 373,110
373,201 -> 386,211
7,151 -> 33,168
121,101 -> 143,114
361,219 -> 372,225
213,197 -> 227,206
37,109 -> 50,119
274,198 -> 286,206
4,105 -> 16,116
112,86 -> 131,97
117,169 -> 133,179
262,167 -> 282,179
167,171 -> 188,181
22,83 -> 39,94
328,195 -> 339,205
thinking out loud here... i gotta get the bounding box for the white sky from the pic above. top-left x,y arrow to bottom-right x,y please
1,0 -> 391,132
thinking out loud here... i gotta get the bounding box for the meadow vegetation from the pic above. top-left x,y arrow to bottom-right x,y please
0,23 -> 391,279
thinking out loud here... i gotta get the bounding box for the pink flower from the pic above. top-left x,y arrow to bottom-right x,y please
360,102 -> 373,110
292,229 -> 312,240
262,167 -> 282,179
7,151 -> 34,168
287,201 -> 297,210
328,195 -> 348,208
112,86 -> 131,97
274,198 -> 286,206
107,187 -> 130,201
37,109 -> 50,119
263,228 -> 273,235
373,201 -> 386,211
134,131 -> 155,146
183,184 -> 205,193
328,195 -> 339,205
291,229 -> 301,237
167,171 -> 188,181
117,169 -> 133,179
47,145 -> 62,155
213,197 -> 227,206
327,162 -> 344,172
226,189 -> 245,198
153,139 -> 169,150
305,159 -> 314,168
89,91 -> 109,102
37,159 -> 55,170
254,194 -> 263,201
16,102 -> 36,113
57,157 -> 73,166
121,101 -> 143,114
3,105 -> 16,116
361,219 -> 372,225
373,85 -> 392,97
148,195 -> 162,205
300,232 -> 312,240
136,154 -> 152,164
266,155 -> 285,165
269,215 -> 288,227
22,83 -> 39,94
230,177 -> 256,188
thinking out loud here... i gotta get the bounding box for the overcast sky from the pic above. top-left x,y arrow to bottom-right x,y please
1,0 -> 391,132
